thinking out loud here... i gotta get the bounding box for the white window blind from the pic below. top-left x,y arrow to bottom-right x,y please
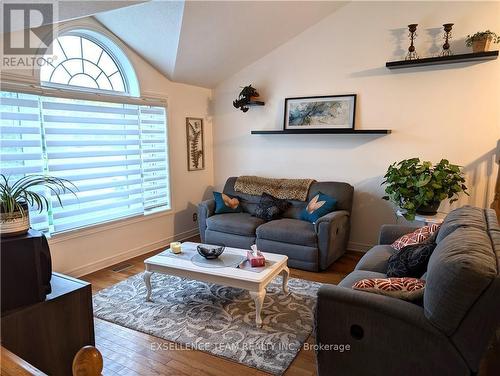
0,91 -> 170,235
0,92 -> 50,231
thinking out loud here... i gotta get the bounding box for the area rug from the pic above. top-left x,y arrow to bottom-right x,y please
93,272 -> 322,375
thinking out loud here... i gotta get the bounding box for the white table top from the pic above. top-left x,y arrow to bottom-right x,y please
396,210 -> 447,224
144,242 -> 288,283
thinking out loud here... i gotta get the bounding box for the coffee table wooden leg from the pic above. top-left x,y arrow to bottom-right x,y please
280,266 -> 290,294
249,290 -> 265,327
143,271 -> 153,301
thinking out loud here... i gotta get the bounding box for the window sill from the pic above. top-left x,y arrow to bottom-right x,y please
47,208 -> 173,245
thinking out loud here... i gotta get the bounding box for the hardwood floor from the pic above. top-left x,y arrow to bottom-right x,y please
81,237 -> 362,376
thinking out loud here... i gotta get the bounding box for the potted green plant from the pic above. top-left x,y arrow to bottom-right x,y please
382,158 -> 468,220
466,30 -> 500,52
0,174 -> 76,237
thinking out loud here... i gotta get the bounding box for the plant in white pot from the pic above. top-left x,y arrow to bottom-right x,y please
0,174 -> 76,237
382,158 -> 468,220
466,30 -> 500,52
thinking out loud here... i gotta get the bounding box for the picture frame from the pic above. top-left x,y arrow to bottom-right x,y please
283,94 -> 356,131
186,117 -> 205,171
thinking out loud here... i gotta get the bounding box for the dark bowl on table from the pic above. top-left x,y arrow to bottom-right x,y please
197,245 -> 225,259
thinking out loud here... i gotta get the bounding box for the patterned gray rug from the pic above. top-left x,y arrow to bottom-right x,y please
93,272 -> 322,375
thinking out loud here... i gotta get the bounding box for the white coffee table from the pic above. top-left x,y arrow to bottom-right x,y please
143,242 -> 289,327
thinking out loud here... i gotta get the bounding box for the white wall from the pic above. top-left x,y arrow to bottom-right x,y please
213,1 -> 500,251
1,18 -> 214,276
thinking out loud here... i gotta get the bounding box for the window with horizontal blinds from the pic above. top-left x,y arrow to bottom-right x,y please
0,91 -> 170,235
0,92 -> 50,232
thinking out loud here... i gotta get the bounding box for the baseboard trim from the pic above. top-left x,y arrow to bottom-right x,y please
347,241 -> 373,253
63,228 -> 200,278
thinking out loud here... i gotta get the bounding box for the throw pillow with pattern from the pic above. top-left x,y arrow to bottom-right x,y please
391,223 -> 440,250
387,232 -> 438,278
213,192 -> 242,214
300,192 -> 337,223
253,192 -> 290,221
353,277 -> 425,301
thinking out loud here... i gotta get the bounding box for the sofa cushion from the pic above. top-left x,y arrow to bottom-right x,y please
353,277 -> 426,301
391,224 -> 440,250
387,233 -> 438,278
424,226 -> 497,335
206,213 -> 265,237
300,192 -> 337,223
253,192 -> 290,221
355,245 -> 397,273
338,270 -> 387,288
213,192 -> 242,214
436,206 -> 486,244
256,218 -> 316,246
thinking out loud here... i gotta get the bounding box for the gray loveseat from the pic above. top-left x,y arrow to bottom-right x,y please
198,177 -> 354,271
315,206 -> 500,375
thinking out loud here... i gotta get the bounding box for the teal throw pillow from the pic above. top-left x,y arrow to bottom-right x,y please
213,192 -> 242,214
300,192 -> 337,223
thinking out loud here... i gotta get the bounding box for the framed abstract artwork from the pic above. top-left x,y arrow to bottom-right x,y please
186,117 -> 204,171
283,94 -> 356,130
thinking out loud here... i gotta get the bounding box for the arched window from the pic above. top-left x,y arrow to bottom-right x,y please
40,30 -> 139,96
0,29 -> 169,235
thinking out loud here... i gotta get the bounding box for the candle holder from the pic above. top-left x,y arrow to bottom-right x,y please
406,24 -> 419,60
441,23 -> 454,56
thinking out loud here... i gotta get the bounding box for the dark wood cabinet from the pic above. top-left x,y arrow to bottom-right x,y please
1,273 -> 95,376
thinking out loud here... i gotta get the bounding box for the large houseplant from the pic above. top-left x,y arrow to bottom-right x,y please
0,174 -> 76,237
382,158 -> 468,220
466,30 -> 500,52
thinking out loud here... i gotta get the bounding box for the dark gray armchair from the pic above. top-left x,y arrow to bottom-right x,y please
198,177 -> 354,271
315,206 -> 500,375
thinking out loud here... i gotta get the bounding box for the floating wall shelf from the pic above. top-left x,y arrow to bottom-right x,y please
386,51 -> 498,69
247,100 -> 265,106
251,129 -> 391,135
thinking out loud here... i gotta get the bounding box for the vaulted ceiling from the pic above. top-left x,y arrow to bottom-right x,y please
6,1 -> 347,89
6,1 -> 145,32
95,1 -> 347,88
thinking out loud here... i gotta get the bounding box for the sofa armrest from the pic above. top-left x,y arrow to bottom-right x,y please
317,284 -> 434,329
198,199 -> 215,242
315,210 -> 350,270
315,285 -> 467,375
314,210 -> 350,232
378,224 -> 420,245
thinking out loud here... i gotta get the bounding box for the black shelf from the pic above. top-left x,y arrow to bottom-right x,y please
386,51 -> 498,69
247,100 -> 265,106
251,129 -> 391,135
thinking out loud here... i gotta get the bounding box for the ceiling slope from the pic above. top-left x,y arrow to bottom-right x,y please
96,1 -> 347,88
173,1 -> 346,88
96,1 -> 184,80
6,0 -> 144,32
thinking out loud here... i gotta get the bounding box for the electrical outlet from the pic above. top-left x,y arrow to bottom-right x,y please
193,213 -> 198,222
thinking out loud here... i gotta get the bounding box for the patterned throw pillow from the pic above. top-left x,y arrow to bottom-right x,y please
253,192 -> 290,221
387,232 -> 438,278
391,224 -> 440,250
213,192 -> 242,214
300,192 -> 337,223
353,277 -> 425,301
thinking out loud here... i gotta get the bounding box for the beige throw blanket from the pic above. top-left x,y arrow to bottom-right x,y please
234,176 -> 316,201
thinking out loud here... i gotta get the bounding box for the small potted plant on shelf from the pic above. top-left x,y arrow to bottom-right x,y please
466,30 -> 500,52
0,174 -> 76,237
232,85 -> 262,113
382,158 -> 468,220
